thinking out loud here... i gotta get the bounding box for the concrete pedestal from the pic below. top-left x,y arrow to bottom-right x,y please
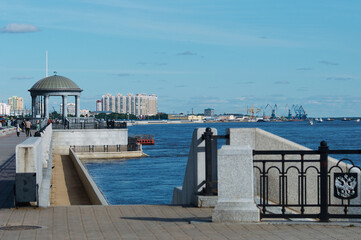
212,145 -> 259,222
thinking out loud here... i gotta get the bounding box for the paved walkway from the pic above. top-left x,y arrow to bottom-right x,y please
0,205 -> 360,240
0,132 -> 28,208
50,154 -> 91,205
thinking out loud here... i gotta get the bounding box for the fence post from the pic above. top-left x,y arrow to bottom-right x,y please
319,140 -> 329,222
202,127 -> 214,196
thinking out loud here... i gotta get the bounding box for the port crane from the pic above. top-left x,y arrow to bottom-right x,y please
240,105 -> 262,120
293,105 -> 307,119
265,104 -> 278,119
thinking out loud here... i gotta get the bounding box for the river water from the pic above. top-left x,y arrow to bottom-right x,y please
84,121 -> 361,205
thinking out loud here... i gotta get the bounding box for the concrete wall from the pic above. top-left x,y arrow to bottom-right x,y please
228,128 -> 359,215
52,129 -> 128,154
0,127 -> 16,137
172,128 -> 217,206
69,148 -> 108,205
16,138 -> 43,186
16,124 -> 53,206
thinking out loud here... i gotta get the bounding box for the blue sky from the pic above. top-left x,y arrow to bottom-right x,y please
1,0 -> 361,117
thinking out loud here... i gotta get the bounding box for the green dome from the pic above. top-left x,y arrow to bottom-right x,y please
29,75 -> 82,92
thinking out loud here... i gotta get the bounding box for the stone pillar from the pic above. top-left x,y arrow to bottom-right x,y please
212,145 -> 260,222
44,95 -> 49,119
31,95 -> 36,117
62,95 -> 68,120
75,95 -> 80,118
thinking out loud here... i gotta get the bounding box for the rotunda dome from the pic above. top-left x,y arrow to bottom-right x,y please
29,75 -> 82,92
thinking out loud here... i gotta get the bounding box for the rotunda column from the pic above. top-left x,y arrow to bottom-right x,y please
44,95 -> 49,119
75,95 -> 80,118
31,95 -> 36,117
62,95 -> 68,120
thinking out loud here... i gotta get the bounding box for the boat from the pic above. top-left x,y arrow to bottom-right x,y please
309,120 -> 314,125
315,118 -> 323,123
342,118 -> 352,121
325,118 -> 334,121
135,135 -> 155,145
355,119 -> 360,122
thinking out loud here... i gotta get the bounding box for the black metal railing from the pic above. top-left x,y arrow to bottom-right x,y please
51,117 -> 127,129
71,143 -> 141,152
201,128 -> 229,196
253,141 -> 361,221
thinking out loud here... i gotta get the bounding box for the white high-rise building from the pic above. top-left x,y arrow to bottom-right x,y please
8,96 -> 24,111
96,100 -> 102,111
0,103 -> 11,115
99,93 -> 158,116
60,103 -> 76,116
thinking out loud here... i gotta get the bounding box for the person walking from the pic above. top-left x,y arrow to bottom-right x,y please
25,119 -> 32,137
36,120 -> 41,131
16,123 -> 21,137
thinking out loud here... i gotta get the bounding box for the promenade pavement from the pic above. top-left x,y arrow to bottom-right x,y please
0,205 -> 361,240
1,130 -> 361,239
0,132 -> 28,208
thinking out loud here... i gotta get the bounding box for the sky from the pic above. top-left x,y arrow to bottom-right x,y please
1,0 -> 361,117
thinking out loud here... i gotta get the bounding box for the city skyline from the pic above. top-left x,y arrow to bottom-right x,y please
1,1 -> 361,117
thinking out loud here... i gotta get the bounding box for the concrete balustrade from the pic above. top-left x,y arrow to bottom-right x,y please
0,127 -> 16,137
172,128 -> 218,207
173,127 -> 361,222
15,124 -> 53,206
213,145 -> 259,222
16,137 -> 43,187
228,128 -> 359,215
52,129 -> 128,154
69,148 -> 108,205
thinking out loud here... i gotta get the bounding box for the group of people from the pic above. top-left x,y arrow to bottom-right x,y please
106,119 -> 116,128
15,119 -> 41,137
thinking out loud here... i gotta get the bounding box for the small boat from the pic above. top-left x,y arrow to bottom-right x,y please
309,120 -> 314,125
342,118 -> 351,121
315,118 -> 323,123
355,119 -> 360,122
135,135 -> 155,145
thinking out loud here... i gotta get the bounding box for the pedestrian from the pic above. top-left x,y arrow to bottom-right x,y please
36,120 -> 41,131
21,120 -> 25,132
16,123 -> 21,137
25,119 -> 32,137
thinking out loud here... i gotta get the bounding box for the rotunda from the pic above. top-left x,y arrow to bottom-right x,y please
29,74 -> 83,119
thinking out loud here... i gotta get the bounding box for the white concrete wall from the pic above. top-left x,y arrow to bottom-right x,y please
16,124 -> 54,206
16,138 -> 43,186
228,128 -> 359,215
0,127 -> 16,137
52,129 -> 128,154
69,148 -> 108,205
172,128 -> 217,206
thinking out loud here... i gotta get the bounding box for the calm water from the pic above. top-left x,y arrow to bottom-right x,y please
85,121 -> 361,205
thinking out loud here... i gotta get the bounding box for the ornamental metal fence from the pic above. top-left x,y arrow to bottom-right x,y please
253,141 -> 361,221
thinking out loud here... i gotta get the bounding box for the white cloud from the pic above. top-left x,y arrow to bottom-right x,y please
11,76 -> 33,80
1,23 -> 40,33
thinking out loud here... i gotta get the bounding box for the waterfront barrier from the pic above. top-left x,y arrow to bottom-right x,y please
52,128 -> 128,154
71,144 -> 145,159
69,148 -> 108,205
15,124 -> 53,207
173,127 -> 361,222
172,128 -> 218,207
0,127 -> 16,137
